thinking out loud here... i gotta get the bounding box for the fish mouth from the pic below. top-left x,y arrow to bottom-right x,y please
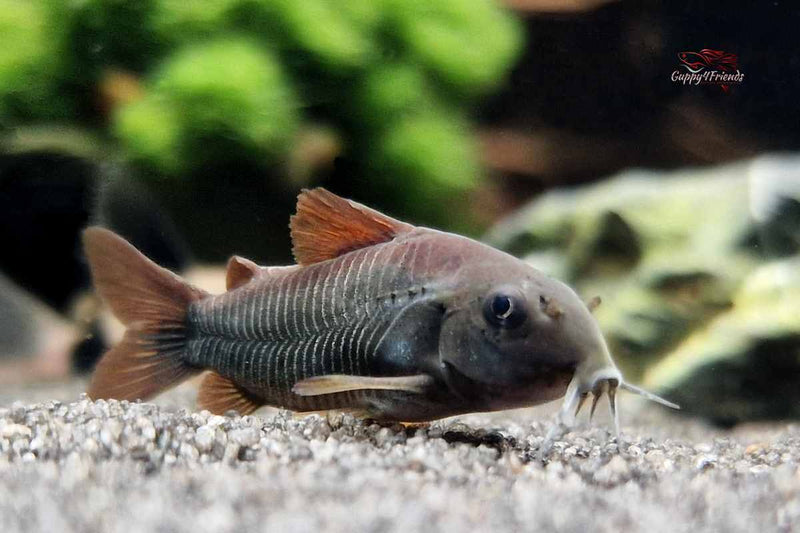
440,361 -> 486,403
440,359 -> 526,394
440,361 -> 573,408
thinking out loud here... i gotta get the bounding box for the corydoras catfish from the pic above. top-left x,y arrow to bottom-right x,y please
83,188 -> 677,425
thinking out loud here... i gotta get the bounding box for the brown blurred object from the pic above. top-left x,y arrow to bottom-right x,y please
480,102 -> 760,187
480,128 -> 635,181
503,0 -> 618,13
661,99 -> 760,164
478,0 -> 799,214
97,69 -> 144,118
286,126 -> 342,187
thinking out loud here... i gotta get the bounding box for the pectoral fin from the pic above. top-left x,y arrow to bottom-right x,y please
292,374 -> 433,397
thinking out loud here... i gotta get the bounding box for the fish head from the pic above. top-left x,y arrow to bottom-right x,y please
437,258 -> 620,410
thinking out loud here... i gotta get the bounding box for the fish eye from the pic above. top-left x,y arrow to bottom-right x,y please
483,289 -> 527,329
493,295 -> 512,318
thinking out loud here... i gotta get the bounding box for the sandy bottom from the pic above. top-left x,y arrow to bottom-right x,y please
1,379 -> 798,533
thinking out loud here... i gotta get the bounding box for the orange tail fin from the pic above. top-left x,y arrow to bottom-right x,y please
82,227 -> 208,401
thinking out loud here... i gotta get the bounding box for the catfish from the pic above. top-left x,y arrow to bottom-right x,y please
83,188 -> 677,425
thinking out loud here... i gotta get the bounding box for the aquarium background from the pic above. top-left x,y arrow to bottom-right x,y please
1,0 -> 799,425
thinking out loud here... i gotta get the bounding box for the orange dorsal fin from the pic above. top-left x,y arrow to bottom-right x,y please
197,372 -> 263,416
226,256 -> 262,291
290,188 -> 413,265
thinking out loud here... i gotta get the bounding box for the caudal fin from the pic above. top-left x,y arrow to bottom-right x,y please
83,227 -> 208,401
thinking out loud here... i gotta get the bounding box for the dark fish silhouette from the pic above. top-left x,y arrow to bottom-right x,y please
83,189 -> 677,424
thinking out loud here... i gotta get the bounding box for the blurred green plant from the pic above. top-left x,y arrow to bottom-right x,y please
0,0 -> 523,230
0,1 -> 66,120
115,38 -> 298,174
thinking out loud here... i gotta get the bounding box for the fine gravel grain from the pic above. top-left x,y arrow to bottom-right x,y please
1,381 -> 799,533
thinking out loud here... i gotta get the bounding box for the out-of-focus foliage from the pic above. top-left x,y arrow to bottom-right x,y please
370,111 -> 480,223
387,0 -> 522,96
263,0 -> 379,70
155,1 -> 243,45
0,0 -> 523,230
115,39 -> 298,173
0,1 -> 65,120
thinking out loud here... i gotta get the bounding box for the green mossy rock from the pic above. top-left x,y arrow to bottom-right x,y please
369,110 -> 481,229
114,95 -> 181,173
258,0 -> 379,71
356,63 -> 440,127
60,0 -> 161,77
154,0 -> 243,46
385,0 -> 523,96
114,39 -> 299,173
644,258 -> 800,424
0,0 -> 67,121
1,0 -> 523,242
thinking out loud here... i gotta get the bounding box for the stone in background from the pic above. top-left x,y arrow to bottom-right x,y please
486,153 -> 800,425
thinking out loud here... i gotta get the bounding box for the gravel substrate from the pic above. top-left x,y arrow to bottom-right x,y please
1,382 -> 798,533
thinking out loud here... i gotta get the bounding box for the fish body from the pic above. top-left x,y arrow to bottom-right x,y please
84,189 -> 677,422
187,228 -> 459,419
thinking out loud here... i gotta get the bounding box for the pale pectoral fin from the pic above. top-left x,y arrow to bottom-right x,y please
197,371 -> 264,415
292,374 -> 433,397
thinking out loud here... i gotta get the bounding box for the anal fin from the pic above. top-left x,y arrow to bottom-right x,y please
292,374 -> 433,397
197,372 -> 264,416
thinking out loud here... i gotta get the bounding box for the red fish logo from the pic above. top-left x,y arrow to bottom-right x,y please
677,49 -> 740,92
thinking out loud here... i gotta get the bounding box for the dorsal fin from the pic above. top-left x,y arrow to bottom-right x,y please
290,188 -> 414,265
226,256 -> 262,291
